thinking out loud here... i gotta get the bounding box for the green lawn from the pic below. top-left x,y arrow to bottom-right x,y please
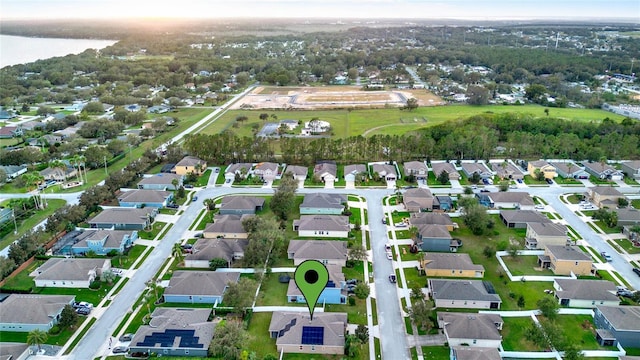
0,259 -> 46,292
566,194 -> 583,204
0,199 -> 67,251
138,221 -> 167,239
501,317 -> 544,351
523,175 -> 548,185
33,280 -> 117,305
421,346 -> 450,360
614,238 -> 640,254
246,312 -> 277,358
0,316 -> 88,346
195,169 -> 212,186
632,199 -> 640,209
158,208 -> 178,215
112,245 -> 147,269
551,315 -> 615,350
592,220 -> 621,234
255,273 -> 302,306
502,255 -> 553,276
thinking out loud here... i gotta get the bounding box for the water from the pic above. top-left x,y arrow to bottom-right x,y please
0,34 -> 117,68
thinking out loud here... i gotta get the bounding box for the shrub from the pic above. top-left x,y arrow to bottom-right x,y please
49,325 -> 61,335
348,296 -> 356,306
89,280 -> 101,289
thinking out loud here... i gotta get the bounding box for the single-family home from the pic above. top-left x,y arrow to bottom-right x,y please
287,240 -> 348,266
0,342 -> 29,360
33,258 -> 110,288
588,187 -> 624,209
476,192 -> 535,210
269,311 -> 347,355
225,163 -> 253,179
550,161 -> 589,179
288,265 -> 346,304
219,196 -> 265,215
344,164 -> 367,182
293,215 -> 350,238
403,188 -> 435,212
0,108 -> 17,120
527,160 -> 557,179
621,160 -> 640,180
124,104 -> 142,112
285,165 -> 308,181
0,126 -> 22,139
128,308 -> 216,358
461,162 -> 493,179
437,312 -> 503,348
416,224 -> 458,252
203,214 -> 251,239
420,253 -> 485,278
492,162 -> 525,180
431,162 -> 460,180
615,208 -> 640,227
117,189 -> 173,208
70,229 -> 137,255
451,346 -> 501,360
147,105 -> 171,114
183,238 -> 248,268
583,162 -> 624,181
525,223 -> 569,249
21,120 -> 45,131
410,212 -> 456,231
371,163 -> 397,181
300,193 -> 347,215
253,162 -> 280,181
500,210 -> 551,228
594,306 -> 640,348
163,271 -> 240,304
0,294 -> 75,332
88,207 -> 157,230
0,165 -> 27,180
313,161 -> 337,183
137,173 -> 184,190
39,166 -> 78,181
537,245 -> 593,275
172,156 -> 207,176
429,279 -> 501,309
553,279 -> 619,308
404,161 -> 428,180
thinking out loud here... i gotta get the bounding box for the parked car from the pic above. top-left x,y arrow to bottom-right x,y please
119,333 -> 134,342
384,243 -> 391,251
388,274 -> 397,283
381,218 -> 387,225
214,168 -> 219,172
192,196 -> 198,201
225,179 -> 231,183
395,222 -> 407,228
166,203 -> 179,209
73,301 -> 93,309
346,279 -> 359,285
386,252 -> 393,260
601,252 -> 612,262
534,205 -> 545,210
633,267 -> 640,277
112,346 -> 128,354
76,307 -> 91,315
545,178 -> 553,184
184,184 -> 194,189
517,179 -> 523,184
194,232 -> 203,238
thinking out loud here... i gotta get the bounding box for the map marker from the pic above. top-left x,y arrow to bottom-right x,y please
294,260 -> 329,320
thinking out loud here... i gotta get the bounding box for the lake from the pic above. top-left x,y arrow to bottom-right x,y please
0,34 -> 117,69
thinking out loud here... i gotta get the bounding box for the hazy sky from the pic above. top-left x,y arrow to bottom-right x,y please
1,0 -> 639,20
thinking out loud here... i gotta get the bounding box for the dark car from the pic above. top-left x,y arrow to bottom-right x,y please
119,333 -> 134,342
112,346 -> 128,354
633,268 -> 640,277
76,307 -> 91,315
545,178 -> 553,184
166,203 -> 179,209
516,179 -> 523,184
192,196 -> 198,201
184,184 -> 194,189
389,274 -> 397,283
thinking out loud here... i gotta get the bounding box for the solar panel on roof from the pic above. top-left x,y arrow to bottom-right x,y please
301,326 -> 324,345
136,329 -> 202,348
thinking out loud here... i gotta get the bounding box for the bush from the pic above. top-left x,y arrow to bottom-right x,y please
49,325 -> 61,335
348,296 -> 356,306
89,280 -> 101,290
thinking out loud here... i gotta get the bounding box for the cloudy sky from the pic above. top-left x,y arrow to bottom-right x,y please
1,0 -> 638,20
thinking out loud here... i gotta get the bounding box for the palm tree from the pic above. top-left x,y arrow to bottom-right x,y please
171,178 -> 179,190
77,155 -> 87,184
27,329 -> 48,352
172,243 -> 184,264
22,172 -> 44,209
49,159 -> 67,185
416,251 -> 425,275
408,226 -> 419,243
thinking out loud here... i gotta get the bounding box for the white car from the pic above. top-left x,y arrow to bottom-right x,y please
386,252 -> 393,260
534,205 -> 545,210
384,243 -> 391,251
395,222 -> 407,228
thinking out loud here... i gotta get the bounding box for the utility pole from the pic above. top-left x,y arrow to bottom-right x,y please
12,208 -> 18,234
104,156 -> 108,176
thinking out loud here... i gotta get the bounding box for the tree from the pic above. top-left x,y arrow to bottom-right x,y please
348,246 -> 367,262
466,85 -> 490,105
259,113 -> 269,121
270,172 -> 297,220
101,269 -> 116,285
469,172 -> 482,184
525,84 -> 547,103
172,243 -> 184,264
209,257 -> 228,270
355,324 -> 369,343
411,286 -> 425,301
618,197 -> 629,208
483,246 -> 495,258
0,167 -> 6,184
459,197 -> 490,235
209,320 -> 246,360
354,283 -> 370,299
83,101 -> 105,114
225,278 -> 257,315
58,304 -> 78,329
517,295 -> 526,309
499,180 -> 509,192
537,296 -> 559,320
409,300 -> 433,332
27,329 -> 48,352
436,170 -> 450,185
344,334 -> 361,358
534,169 -> 546,182
463,186 -> 474,195
563,345 -> 585,360
403,97 -> 418,111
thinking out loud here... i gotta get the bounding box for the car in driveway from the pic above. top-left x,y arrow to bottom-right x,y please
184,184 -> 194,189
545,178 -> 554,184
76,307 -> 91,315
395,222 -> 407,228
534,204 -> 545,210
517,179 -> 523,184
112,346 -> 128,354
119,333 -> 134,342
192,196 -> 198,201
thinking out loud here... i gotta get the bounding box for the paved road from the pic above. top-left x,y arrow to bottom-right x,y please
404,66 -> 426,88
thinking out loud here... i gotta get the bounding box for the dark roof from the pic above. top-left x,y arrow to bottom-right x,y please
220,196 -> 265,211
130,308 -> 216,351
269,311 -> 347,348
546,245 -> 590,261
0,294 -> 75,325
596,306 -> 640,331
164,271 -> 241,297
301,193 -> 347,209
437,312 -> 503,340
185,238 -> 248,262
287,240 -> 348,260
430,279 -> 501,302
422,253 -> 484,272
555,279 -> 619,302
500,210 -> 551,224
410,213 -> 454,226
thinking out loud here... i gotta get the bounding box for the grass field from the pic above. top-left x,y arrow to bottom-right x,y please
0,199 -> 66,250
201,104 -> 626,139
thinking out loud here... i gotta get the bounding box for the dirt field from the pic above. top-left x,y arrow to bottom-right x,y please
232,86 -> 445,110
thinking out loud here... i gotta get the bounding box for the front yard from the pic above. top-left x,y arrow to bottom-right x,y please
502,255 -> 554,276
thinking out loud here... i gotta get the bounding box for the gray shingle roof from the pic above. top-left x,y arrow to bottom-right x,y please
438,312 -> 503,340
88,207 -> 156,225
500,210 -> 551,224
404,161 -> 428,172
422,253 -> 484,272
344,164 -> 366,175
287,264 -> 344,297
72,229 -> 133,250
418,224 -> 452,239
287,240 -> 348,261
35,258 -> 109,281
164,271 -> 241,297
314,162 -> 337,177
118,189 -> 171,203
220,196 -> 265,212
293,215 -> 350,232
590,186 -> 623,196
269,311 -> 347,347
137,173 -> 183,186
410,213 -> 454,226
546,245 -> 590,261
175,156 -> 206,167
488,192 -> 534,206
371,163 -> 396,177
301,193 -> 347,209
461,162 -> 492,174
204,214 -> 252,234
596,306 -> 640,331
431,162 -> 459,177
226,163 -> 253,174
185,238 -> 248,262
430,279 -> 501,303
615,208 -> 640,222
554,279 -> 619,302
452,347 -> 501,360
254,162 -> 279,172
285,165 -> 308,176
529,223 -> 567,237
0,294 -> 74,325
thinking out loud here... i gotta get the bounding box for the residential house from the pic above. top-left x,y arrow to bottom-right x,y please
550,161 -> 589,179
583,162 -> 624,180
429,279 -> 501,309
253,162 -> 280,181
0,342 -> 29,360
537,245 -> 593,275
0,126 -> 22,139
225,163 -> 253,180
527,160 -> 557,179
33,258 -> 110,288
313,161 -> 337,183
450,346 -> 501,360
588,187 -> 624,209
117,189 -> 173,208
124,104 -> 141,112
437,312 -> 503,348
20,120 -> 45,131
39,166 -> 78,181
594,306 -> 640,348
269,311 -> 347,355
404,161 -> 428,180
431,162 -> 461,180
183,238 -> 248,268
410,212 -> 456,231
621,160 -> 640,179
500,210 -> 551,228
219,196 -> 265,215
0,108 -> 17,120
0,294 -> 75,332
300,193 -> 347,215
172,156 -> 207,176
279,119 -> 299,130
163,271 -> 240,304
41,134 -> 63,145
492,162 -> 525,180
420,253 -> 485,278
371,163 -> 397,181
416,224 -> 458,252
137,173 -> 183,190
287,240 -> 348,266
403,188 -> 435,212
344,164 -> 367,182
71,229 -> 137,255
0,165 -> 27,180
285,165 -> 308,181
87,207 -> 157,230
203,214 -> 251,239
553,279 -> 619,308
615,208 -> 640,227
147,105 -> 171,114
476,192 -> 535,210
525,223 -> 569,249
128,308 -> 216,357
288,265 -> 346,304
293,215 -> 350,238
461,162 -> 493,179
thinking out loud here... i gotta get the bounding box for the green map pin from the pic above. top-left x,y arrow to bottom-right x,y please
294,260 -> 329,320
